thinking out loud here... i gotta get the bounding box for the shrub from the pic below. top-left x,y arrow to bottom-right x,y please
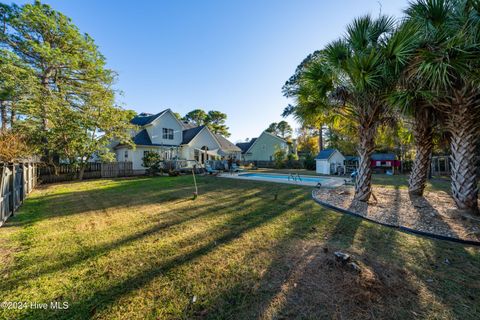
273,147 -> 287,169
287,152 -> 298,161
0,130 -> 32,162
303,154 -> 316,170
142,151 -> 162,175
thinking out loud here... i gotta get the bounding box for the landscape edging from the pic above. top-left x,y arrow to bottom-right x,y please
311,190 -> 480,247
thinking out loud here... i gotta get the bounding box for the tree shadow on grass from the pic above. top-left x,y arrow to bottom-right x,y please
406,224 -> 480,318
5,176 -> 271,228
0,192 -> 261,292
10,179 -> 310,319
199,196 -> 427,319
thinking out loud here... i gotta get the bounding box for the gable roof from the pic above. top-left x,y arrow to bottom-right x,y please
182,126 -> 205,144
235,131 -> 286,155
315,148 -> 340,160
236,138 -> 257,153
214,134 -> 241,152
181,121 -> 197,129
131,129 -> 177,147
133,129 -> 152,145
371,153 -> 396,161
263,130 -> 287,142
130,109 -> 168,126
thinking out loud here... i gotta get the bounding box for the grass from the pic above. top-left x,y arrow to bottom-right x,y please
0,175 -> 478,319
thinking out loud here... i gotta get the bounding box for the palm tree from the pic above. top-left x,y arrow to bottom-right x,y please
406,0 -> 480,213
389,85 -> 437,196
320,15 -> 417,201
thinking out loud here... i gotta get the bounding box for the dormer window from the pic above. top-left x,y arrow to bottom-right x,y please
162,128 -> 174,140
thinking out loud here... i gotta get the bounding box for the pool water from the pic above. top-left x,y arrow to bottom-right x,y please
239,173 -> 326,183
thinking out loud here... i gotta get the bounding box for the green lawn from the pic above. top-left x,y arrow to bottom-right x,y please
0,176 -> 479,319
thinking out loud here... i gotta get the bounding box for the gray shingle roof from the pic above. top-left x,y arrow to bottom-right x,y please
130,110 -> 168,126
214,134 -> 241,152
344,155 -> 358,161
315,149 -> 337,160
181,121 -> 197,129
236,138 -> 257,153
133,129 -> 152,145
371,153 -> 396,161
182,126 -> 205,144
132,129 -> 177,147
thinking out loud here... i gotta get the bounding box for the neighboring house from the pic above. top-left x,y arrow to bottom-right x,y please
315,149 -> 345,175
112,109 -> 241,172
343,153 -> 401,174
236,131 -> 288,162
371,153 -> 400,173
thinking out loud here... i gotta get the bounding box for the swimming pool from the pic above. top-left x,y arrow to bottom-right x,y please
219,172 -> 344,187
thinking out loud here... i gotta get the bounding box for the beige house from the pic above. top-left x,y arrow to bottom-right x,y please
236,131 -> 288,162
112,109 -> 241,172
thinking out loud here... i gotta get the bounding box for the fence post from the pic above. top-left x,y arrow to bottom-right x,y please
21,163 -> 25,202
9,164 -> 15,216
27,163 -> 31,193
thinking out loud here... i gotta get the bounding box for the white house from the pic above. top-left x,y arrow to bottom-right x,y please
236,131 -> 288,162
315,149 -> 345,175
112,109 -> 241,172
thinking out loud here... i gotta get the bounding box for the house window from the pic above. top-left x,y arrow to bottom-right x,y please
162,128 -> 174,140
124,150 -> 128,159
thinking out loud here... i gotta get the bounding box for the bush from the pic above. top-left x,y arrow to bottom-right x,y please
0,130 -> 32,162
142,151 -> 162,175
273,147 -> 287,169
303,154 -> 316,170
285,159 -> 303,169
287,153 -> 298,161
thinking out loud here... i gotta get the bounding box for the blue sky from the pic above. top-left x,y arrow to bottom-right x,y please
11,0 -> 409,142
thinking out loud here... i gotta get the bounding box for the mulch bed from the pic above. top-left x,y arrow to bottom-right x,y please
313,186 -> 480,242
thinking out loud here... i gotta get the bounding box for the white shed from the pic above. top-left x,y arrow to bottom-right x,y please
315,149 -> 345,175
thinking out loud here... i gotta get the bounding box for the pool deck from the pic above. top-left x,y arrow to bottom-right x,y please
217,172 -> 346,187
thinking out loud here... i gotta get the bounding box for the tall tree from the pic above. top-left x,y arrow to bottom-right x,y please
205,110 -> 230,137
388,74 -> 438,196
266,122 -> 278,134
276,121 -> 292,139
183,109 -> 207,126
0,49 -> 36,131
282,50 -> 330,151
265,121 -> 292,139
406,0 -> 480,213
1,1 -> 107,162
291,15 -> 416,201
1,1 -> 134,176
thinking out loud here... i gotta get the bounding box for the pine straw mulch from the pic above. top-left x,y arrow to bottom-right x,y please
313,186 -> 480,242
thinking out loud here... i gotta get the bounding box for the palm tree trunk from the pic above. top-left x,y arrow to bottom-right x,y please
355,125 -> 376,202
448,99 -> 480,214
409,109 -> 434,196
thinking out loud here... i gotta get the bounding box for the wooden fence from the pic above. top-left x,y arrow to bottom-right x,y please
39,162 -> 133,183
0,162 -> 38,227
